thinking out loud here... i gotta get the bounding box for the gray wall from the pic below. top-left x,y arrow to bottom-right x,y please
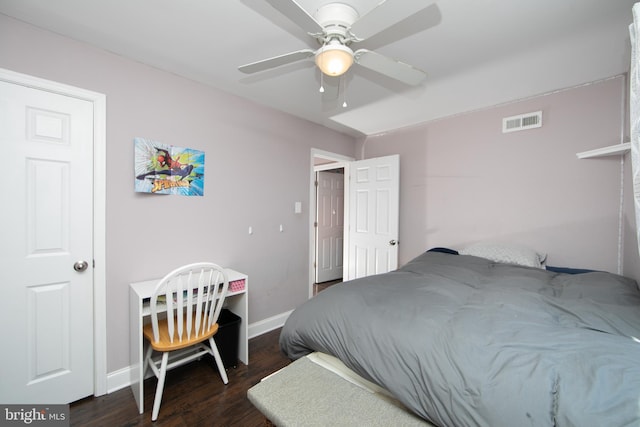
358,77 -> 638,278
0,14 -> 357,373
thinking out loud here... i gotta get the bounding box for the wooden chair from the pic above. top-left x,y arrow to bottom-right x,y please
143,262 -> 230,421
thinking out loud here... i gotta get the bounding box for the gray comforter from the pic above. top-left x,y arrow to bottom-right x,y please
280,251 -> 640,426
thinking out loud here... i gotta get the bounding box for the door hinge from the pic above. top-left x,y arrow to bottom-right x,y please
314,180 -> 318,187
314,222 -> 318,227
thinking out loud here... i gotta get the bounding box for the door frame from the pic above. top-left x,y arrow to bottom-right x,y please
309,149 -> 354,298
0,68 -> 107,397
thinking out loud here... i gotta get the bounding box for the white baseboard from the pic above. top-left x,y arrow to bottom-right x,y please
106,366 -> 132,394
248,309 -> 293,339
106,309 -> 293,394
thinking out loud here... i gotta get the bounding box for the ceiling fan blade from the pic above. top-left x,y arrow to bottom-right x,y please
354,49 -> 426,86
239,49 -> 315,74
349,0 -> 436,41
265,0 -> 324,36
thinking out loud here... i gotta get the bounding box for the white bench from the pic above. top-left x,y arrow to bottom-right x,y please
247,353 -> 432,427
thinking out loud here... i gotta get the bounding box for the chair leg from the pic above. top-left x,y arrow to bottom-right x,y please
151,352 -> 169,421
209,337 -> 229,384
143,344 -> 154,379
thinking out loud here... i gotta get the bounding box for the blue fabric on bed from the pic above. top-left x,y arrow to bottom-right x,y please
545,265 -> 597,274
426,247 -> 459,255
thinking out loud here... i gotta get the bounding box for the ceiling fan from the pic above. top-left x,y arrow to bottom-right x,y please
238,0 -> 433,86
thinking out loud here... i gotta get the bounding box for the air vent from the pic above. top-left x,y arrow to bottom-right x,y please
502,111 -> 542,133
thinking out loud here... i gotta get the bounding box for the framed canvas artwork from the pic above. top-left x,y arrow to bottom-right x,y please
134,137 -> 205,196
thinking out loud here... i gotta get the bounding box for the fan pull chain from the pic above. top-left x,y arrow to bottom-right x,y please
319,69 -> 325,93
341,75 -> 348,108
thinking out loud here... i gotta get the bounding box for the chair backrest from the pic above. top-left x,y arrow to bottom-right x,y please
148,262 -> 229,344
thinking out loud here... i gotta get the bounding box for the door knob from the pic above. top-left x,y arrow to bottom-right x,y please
74,260 -> 89,272
389,240 -> 397,246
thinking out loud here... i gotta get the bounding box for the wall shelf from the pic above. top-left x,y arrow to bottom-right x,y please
576,142 -> 631,159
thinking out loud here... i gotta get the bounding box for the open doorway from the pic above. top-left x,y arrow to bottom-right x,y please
308,151 -> 401,297
308,149 -> 354,298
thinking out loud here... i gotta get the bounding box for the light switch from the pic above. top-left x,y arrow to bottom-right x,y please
294,201 -> 302,214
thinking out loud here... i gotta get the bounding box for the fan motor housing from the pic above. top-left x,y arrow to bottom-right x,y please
314,3 -> 359,41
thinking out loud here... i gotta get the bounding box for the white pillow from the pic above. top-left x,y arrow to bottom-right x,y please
459,243 -> 546,269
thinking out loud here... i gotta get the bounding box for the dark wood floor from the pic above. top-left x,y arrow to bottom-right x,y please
313,278 -> 341,295
70,328 -> 290,426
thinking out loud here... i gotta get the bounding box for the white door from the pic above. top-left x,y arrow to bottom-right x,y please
0,80 -> 95,403
346,155 -> 399,280
315,171 -> 344,283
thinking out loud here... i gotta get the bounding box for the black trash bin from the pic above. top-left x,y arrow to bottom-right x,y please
215,308 -> 241,369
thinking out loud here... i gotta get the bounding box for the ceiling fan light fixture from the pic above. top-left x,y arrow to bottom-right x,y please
315,44 -> 354,77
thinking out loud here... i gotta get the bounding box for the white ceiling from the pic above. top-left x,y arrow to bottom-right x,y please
0,0 -> 636,137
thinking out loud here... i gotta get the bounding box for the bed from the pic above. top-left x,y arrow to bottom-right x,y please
279,249 -> 640,426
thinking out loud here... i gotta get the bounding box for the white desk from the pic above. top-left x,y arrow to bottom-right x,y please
129,268 -> 248,414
